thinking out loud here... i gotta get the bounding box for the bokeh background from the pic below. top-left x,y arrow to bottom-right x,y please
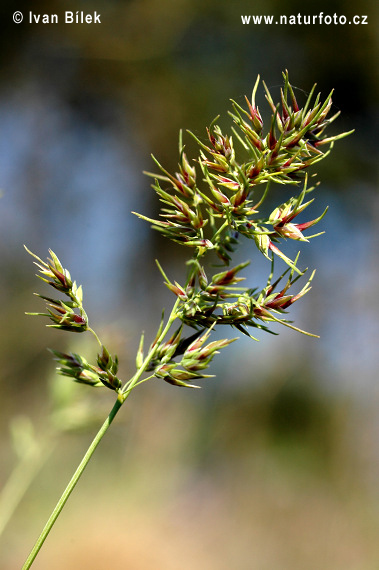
0,0 -> 378,568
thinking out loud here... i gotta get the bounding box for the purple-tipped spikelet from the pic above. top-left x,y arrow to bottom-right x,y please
26,71 -> 352,393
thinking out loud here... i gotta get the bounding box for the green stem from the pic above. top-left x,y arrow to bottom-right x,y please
21,398 -> 123,569
120,297 -> 180,400
88,326 -> 102,347
211,219 -> 229,242
21,299 -> 181,568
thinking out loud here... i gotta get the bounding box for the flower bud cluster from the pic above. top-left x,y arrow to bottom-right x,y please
220,262 -> 317,337
50,345 -> 122,392
51,351 -> 104,387
268,181 -> 327,242
96,345 -> 122,391
236,177 -> 327,273
160,257 -> 316,338
26,247 -> 125,393
151,326 -> 236,388
135,71 -> 352,272
25,247 -> 88,333
133,319 -> 235,388
26,72 -> 351,395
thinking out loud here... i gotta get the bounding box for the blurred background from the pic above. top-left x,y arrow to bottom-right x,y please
0,0 -> 378,568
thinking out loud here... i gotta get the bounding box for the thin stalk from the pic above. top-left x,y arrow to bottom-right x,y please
88,326 -> 102,347
123,373 -> 156,395
211,219 -> 229,242
21,299 -> 180,568
21,398 -> 122,569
